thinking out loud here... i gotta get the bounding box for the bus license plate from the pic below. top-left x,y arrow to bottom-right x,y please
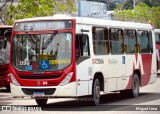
33,92 -> 44,96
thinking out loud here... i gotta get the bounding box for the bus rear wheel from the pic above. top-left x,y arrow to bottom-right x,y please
91,78 -> 100,106
35,98 -> 48,106
130,73 -> 140,97
120,73 -> 140,98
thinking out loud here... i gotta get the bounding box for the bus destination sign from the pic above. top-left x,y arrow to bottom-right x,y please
14,20 -> 72,31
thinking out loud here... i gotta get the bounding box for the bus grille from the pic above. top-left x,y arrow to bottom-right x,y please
22,88 -> 56,95
18,75 -> 60,79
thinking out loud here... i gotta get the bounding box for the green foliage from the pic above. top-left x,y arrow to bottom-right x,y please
5,0 -> 77,25
123,0 -> 160,9
113,3 -> 160,28
142,0 -> 153,7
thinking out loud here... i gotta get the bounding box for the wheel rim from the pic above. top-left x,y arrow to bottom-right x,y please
133,78 -> 139,95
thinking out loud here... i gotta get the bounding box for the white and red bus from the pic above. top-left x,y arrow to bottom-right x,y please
0,25 -> 12,91
9,15 -> 157,106
154,29 -> 160,73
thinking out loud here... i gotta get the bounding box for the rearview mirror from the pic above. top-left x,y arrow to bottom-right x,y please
3,38 -> 7,49
3,29 -> 12,49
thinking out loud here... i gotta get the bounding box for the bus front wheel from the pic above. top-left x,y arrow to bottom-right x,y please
91,78 -> 100,106
35,98 -> 48,106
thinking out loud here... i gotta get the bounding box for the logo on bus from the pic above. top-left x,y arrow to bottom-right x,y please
108,58 -> 118,64
37,81 -> 40,86
92,59 -> 104,64
133,55 -> 144,75
122,56 -> 125,64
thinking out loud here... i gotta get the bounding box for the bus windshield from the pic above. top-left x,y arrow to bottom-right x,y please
0,38 -> 10,65
12,32 -> 72,71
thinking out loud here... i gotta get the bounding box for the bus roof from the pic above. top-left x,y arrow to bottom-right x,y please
154,29 -> 160,33
0,25 -> 13,28
14,15 -> 153,30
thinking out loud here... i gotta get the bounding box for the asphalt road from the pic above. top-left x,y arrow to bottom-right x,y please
0,75 -> 160,114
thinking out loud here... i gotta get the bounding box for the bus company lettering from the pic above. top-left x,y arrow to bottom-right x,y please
92,59 -> 104,64
108,58 -> 118,64
133,55 -> 144,75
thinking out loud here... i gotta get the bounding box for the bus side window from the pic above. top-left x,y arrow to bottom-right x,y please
81,35 -> 90,56
124,29 -> 137,53
109,28 -> 124,54
148,31 -> 153,53
92,27 -> 109,55
76,34 -> 90,58
155,33 -> 160,44
137,30 -> 150,53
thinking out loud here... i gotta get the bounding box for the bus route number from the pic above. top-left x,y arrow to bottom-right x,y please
20,60 -> 30,65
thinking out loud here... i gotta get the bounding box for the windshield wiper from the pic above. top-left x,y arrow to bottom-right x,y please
42,31 -> 57,50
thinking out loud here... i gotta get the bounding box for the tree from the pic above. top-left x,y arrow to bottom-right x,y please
0,0 -> 13,25
113,3 -> 160,28
123,0 -> 160,9
142,0 -> 153,7
5,0 -> 77,25
150,0 -> 160,7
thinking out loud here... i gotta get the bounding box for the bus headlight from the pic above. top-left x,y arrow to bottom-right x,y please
59,72 -> 73,86
8,73 -> 20,86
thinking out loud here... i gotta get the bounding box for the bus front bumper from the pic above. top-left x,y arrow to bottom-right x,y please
10,82 -> 77,98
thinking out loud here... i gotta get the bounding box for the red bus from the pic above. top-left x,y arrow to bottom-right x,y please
155,29 -> 160,73
0,25 -> 12,91
9,15 -> 157,106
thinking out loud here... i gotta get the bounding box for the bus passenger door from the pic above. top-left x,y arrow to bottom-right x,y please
76,34 -> 92,96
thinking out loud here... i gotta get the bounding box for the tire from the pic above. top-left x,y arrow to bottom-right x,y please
120,74 -> 140,98
91,79 -> 100,106
6,85 -> 10,92
35,98 -> 48,106
129,73 -> 140,98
